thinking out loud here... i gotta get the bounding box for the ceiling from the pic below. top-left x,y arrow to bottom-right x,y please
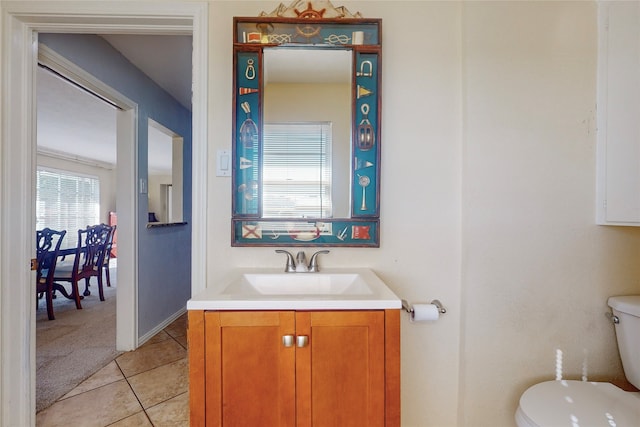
100,34 -> 193,110
36,35 -> 351,170
37,35 -> 192,170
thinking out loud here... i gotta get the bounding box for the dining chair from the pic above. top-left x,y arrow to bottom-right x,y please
102,224 -> 116,287
53,224 -> 114,309
82,223 -> 114,299
36,228 -> 67,320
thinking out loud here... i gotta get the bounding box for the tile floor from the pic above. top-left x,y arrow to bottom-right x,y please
36,313 -> 189,426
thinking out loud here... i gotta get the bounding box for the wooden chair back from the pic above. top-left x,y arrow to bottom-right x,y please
80,224 -> 112,274
53,224 -> 114,309
36,228 -> 66,320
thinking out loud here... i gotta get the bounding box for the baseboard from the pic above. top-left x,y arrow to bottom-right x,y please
137,308 -> 187,346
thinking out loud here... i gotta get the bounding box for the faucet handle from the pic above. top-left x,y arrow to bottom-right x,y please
275,250 -> 296,273
308,250 -> 330,272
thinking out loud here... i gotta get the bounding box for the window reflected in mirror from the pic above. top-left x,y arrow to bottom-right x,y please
263,122 -> 333,218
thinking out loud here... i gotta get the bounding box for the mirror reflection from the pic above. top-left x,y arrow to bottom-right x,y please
147,119 -> 184,224
263,48 -> 352,218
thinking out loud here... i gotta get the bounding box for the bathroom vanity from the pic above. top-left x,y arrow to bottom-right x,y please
187,269 -> 401,426
190,3 -> 398,424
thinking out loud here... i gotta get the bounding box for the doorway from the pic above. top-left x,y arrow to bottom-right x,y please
0,3 -> 208,425
37,42 -> 138,352
35,61 -> 121,412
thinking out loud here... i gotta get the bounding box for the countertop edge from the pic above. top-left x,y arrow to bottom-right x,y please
187,267 -> 402,311
187,299 -> 402,311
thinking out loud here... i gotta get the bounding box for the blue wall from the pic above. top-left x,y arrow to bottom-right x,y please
39,33 -> 192,338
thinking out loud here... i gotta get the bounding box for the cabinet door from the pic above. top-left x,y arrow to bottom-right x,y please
204,311 -> 296,427
597,2 -> 640,225
295,311 -> 386,427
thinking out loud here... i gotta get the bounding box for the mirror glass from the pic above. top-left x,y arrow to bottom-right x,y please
263,48 -> 352,218
147,119 -> 184,224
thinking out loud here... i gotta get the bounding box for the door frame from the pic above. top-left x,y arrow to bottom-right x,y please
0,2 -> 208,425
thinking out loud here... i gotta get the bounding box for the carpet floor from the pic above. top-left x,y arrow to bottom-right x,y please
36,269 -> 120,412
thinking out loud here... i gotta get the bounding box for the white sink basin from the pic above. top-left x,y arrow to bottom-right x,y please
225,273 -> 374,296
187,268 -> 401,310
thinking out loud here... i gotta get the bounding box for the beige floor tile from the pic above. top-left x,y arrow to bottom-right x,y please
145,392 -> 189,427
174,334 -> 188,349
61,361 -> 124,399
127,358 -> 189,409
116,339 -> 186,377
141,330 -> 172,347
108,411 -> 153,426
163,313 -> 187,338
36,380 -> 142,427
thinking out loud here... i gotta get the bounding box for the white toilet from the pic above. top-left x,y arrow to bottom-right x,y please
516,295 -> 640,426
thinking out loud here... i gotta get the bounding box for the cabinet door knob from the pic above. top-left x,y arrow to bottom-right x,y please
282,335 -> 294,347
296,335 -> 309,348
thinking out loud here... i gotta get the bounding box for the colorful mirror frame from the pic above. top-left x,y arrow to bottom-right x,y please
232,3 -> 381,247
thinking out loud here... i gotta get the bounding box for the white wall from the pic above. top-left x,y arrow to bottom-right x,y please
209,1 -> 640,426
461,1 -> 640,424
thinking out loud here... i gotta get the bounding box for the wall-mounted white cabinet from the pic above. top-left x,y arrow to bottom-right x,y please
597,2 -> 640,225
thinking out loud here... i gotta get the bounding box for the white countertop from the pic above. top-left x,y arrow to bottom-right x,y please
187,268 -> 402,311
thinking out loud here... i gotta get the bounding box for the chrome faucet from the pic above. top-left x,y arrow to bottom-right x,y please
295,251 -> 308,272
275,249 -> 330,273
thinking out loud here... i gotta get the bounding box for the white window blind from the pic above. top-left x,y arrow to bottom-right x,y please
36,168 -> 100,249
263,122 -> 333,218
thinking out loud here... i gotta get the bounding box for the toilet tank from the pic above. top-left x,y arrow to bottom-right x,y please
608,295 -> 640,389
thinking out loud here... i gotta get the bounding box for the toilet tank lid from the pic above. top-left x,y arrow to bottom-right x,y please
608,295 -> 640,316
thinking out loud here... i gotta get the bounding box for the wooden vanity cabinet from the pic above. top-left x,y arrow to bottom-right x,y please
188,309 -> 400,427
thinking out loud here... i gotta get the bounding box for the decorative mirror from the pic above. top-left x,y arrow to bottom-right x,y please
232,1 -> 381,247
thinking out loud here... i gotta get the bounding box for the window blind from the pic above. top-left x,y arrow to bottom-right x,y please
36,168 -> 100,249
262,122 -> 332,218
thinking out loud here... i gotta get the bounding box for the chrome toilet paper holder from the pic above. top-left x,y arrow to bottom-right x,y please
401,299 -> 447,315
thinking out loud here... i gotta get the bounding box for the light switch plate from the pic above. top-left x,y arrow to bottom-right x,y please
216,149 -> 231,177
